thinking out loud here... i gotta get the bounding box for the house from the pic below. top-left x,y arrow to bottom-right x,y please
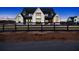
15,14 -> 23,24
53,14 -> 60,25
74,16 -> 79,23
67,16 -> 79,25
15,7 -> 60,25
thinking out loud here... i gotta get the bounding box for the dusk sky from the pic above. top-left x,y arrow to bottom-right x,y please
0,7 -> 79,21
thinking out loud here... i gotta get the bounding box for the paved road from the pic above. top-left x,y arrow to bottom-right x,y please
0,41 -> 79,51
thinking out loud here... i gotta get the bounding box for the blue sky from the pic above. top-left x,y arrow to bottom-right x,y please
0,7 -> 23,18
0,7 -> 79,21
53,7 -> 79,21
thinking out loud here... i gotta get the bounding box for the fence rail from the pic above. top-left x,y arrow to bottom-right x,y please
0,22 -> 79,32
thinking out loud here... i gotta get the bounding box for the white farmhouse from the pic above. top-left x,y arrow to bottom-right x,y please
15,7 -> 60,25
68,16 -> 79,22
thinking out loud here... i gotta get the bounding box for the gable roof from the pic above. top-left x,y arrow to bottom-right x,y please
40,7 -> 55,15
68,16 -> 78,22
21,7 -> 56,19
21,7 -> 37,15
21,7 -> 55,15
68,16 -> 77,19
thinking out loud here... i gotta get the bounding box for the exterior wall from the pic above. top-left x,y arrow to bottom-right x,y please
74,16 -> 79,22
15,14 -> 23,23
53,14 -> 60,25
53,14 -> 60,23
32,8 -> 45,23
74,18 -> 77,22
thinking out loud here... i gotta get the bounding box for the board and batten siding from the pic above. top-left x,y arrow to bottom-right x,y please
32,8 -> 45,23
53,14 -> 60,23
15,14 -> 23,23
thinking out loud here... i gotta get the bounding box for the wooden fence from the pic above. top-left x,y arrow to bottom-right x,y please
0,22 -> 79,32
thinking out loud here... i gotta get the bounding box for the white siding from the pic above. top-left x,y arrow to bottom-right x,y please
32,8 -> 45,23
53,14 -> 60,23
74,18 -> 77,22
15,14 -> 23,23
75,16 -> 79,22
53,14 -> 60,25
73,16 -> 79,22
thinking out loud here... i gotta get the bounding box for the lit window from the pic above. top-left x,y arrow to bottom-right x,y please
29,14 -> 32,16
36,13 -> 41,16
45,14 -> 48,16
36,18 -> 41,22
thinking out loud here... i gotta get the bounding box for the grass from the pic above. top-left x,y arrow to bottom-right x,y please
0,25 -> 79,31
16,26 -> 27,30
69,26 -> 79,30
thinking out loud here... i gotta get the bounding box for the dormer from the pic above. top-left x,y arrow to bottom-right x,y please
29,14 -> 32,16
45,14 -> 48,17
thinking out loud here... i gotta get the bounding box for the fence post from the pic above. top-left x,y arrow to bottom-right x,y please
67,22 -> 69,31
3,23 -> 4,32
28,22 -> 29,31
41,22 -> 43,31
54,22 -> 55,31
15,23 -> 16,31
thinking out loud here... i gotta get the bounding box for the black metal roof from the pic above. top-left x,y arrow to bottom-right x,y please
68,16 -> 77,19
21,7 -> 56,20
69,17 -> 74,19
40,7 -> 55,15
21,7 -> 37,15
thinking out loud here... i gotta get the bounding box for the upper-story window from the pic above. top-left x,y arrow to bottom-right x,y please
52,13 -> 53,16
36,13 -> 41,16
45,14 -> 48,16
29,14 -> 32,16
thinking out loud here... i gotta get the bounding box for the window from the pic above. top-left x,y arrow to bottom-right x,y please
36,13 -> 41,16
36,13 -> 41,22
36,18 -> 41,22
45,14 -> 48,16
29,14 -> 32,16
26,19 -> 32,22
29,19 -> 32,22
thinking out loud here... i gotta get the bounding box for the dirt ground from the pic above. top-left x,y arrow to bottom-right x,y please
0,31 -> 79,42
